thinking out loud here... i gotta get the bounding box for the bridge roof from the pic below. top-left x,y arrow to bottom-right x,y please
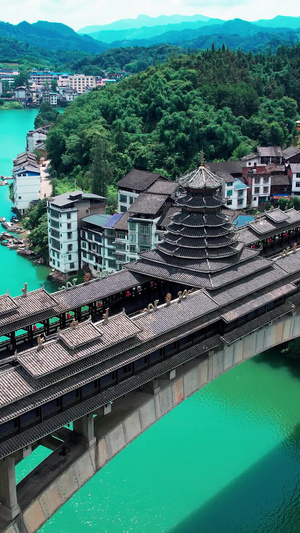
238,208 -> 300,244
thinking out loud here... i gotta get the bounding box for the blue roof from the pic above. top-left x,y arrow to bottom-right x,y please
233,178 -> 248,191
82,214 -> 111,228
103,213 -> 123,229
233,215 -> 254,228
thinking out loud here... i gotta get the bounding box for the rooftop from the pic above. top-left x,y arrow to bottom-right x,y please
146,179 -> 178,196
117,169 -> 163,192
257,146 -> 283,158
128,193 -> 170,216
283,146 -> 300,159
206,161 -> 242,175
179,165 -> 223,190
81,214 -> 111,228
49,191 -> 106,208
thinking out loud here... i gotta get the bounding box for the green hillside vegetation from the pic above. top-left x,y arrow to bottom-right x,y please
46,46 -> 300,197
0,20 -> 107,54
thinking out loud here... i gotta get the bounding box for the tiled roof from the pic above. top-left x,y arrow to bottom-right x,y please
103,213 -> 123,229
265,208 -> 289,222
146,179 -> 178,196
114,211 -> 130,231
290,163 -> 300,173
128,193 -> 170,215
179,165 -> 223,190
283,146 -> 300,159
207,161 -> 242,175
116,169 -> 162,191
58,321 -> 103,349
271,174 -> 290,186
157,207 -> 180,228
257,146 -> 283,158
0,294 -> 18,316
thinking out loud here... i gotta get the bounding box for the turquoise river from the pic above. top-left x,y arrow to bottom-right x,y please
1,110 -> 300,533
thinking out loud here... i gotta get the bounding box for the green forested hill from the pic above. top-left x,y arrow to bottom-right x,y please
47,46 -> 300,195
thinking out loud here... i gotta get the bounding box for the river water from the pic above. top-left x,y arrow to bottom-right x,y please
0,109 -> 55,296
2,110 -> 300,532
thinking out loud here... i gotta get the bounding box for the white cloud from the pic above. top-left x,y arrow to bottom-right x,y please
0,0 -> 299,30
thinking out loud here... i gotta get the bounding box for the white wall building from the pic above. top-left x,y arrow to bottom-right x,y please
248,171 -> 271,208
289,164 -> 300,196
222,176 -> 248,210
69,75 -> 97,94
47,191 -> 106,275
13,152 -> 41,214
26,127 -> 49,153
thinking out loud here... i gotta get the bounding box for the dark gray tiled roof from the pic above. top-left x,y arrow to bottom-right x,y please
221,301 -> 293,345
0,294 -> 18,315
221,282 -> 296,322
157,207 -> 180,228
146,179 -> 178,196
128,193 -> 169,215
207,161 -> 242,175
270,174 -> 290,186
0,289 -> 58,333
249,217 -> 280,235
283,146 -> 300,159
53,271 -> 147,313
290,163 -> 300,173
265,208 -> 289,223
116,169 -> 162,191
114,211 -> 130,231
17,314 -> 142,378
257,146 -> 283,158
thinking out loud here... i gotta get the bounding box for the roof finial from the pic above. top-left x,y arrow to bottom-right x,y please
200,149 -> 205,167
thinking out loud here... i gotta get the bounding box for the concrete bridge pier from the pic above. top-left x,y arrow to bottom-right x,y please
0,456 -> 20,521
73,414 -> 96,447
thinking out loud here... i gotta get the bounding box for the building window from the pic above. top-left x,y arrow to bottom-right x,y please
119,194 -> 127,203
18,196 -> 22,199
118,232 -> 126,240
120,206 -> 126,212
129,245 -> 136,252
263,187 -> 269,193
296,182 -> 300,188
254,187 -> 260,193
68,254 -> 72,260
226,190 -> 233,196
67,212 -> 71,219
87,232 -> 93,240
70,262 -> 75,269
129,197 -> 134,204
296,173 -> 300,178
238,199 -> 244,206
67,232 -> 72,239
227,182 -> 233,187
83,251 -> 87,258
263,177 -> 269,183
68,244 -> 73,251
255,178 -> 260,184
140,245 -> 150,252
108,260 -> 116,268
227,199 -> 232,206
67,223 -> 71,229
81,241 -> 87,248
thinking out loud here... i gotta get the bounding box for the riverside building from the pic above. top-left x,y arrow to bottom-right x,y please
47,191 -> 106,275
13,152 -> 41,214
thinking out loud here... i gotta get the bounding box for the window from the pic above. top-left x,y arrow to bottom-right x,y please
18,196 -> 22,199
68,254 -> 72,260
70,262 -> 75,269
67,212 -> 71,219
255,177 -> 260,184
254,187 -> 260,193
118,232 -> 125,240
67,232 -> 72,239
263,187 -> 269,193
68,244 -> 73,251
87,232 -> 93,240
296,173 -> 300,178
95,234 -> 102,243
263,177 -> 269,183
81,241 -> 87,248
227,182 -> 233,187
67,223 -> 71,230
108,260 -> 116,268
129,197 -> 134,204
128,222 -> 135,231
119,194 -> 127,203
120,206 -> 126,212
140,245 -> 150,252
238,199 -> 244,206
129,245 -> 136,252
296,182 -> 300,188
83,251 -> 87,258
227,199 -> 232,206
226,190 -> 233,196
81,230 -> 86,239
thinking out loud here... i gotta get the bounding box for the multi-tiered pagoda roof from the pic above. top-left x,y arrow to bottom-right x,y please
126,165 -> 260,287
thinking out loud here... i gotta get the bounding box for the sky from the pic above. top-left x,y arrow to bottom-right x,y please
0,0 -> 299,30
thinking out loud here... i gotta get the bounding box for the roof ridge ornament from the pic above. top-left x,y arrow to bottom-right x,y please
21,283 -> 28,296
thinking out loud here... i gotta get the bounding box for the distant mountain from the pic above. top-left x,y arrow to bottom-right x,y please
87,18 -> 224,44
255,16 -> 300,30
0,20 -> 107,54
78,13 -> 213,34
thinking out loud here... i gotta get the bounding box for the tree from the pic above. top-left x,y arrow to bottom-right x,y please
14,68 -> 29,88
90,134 -> 114,197
34,101 -> 59,129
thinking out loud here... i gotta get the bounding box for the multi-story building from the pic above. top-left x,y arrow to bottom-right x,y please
80,213 -> 122,274
116,169 -> 168,213
13,152 -> 41,214
242,167 -> 271,207
59,88 -> 78,103
242,146 -> 283,168
288,164 -> 300,197
26,126 -> 50,153
57,74 -> 70,88
215,171 -> 248,210
47,191 -> 106,275
69,75 -> 97,94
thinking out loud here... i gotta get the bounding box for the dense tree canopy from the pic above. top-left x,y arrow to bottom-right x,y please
47,46 -> 300,195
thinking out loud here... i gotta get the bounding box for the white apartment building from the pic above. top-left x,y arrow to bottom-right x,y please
26,127 -> 50,153
116,169 -> 166,213
247,171 -> 271,207
289,164 -> 300,196
220,174 -> 248,210
47,191 -> 106,275
13,153 -> 41,214
69,75 -> 97,94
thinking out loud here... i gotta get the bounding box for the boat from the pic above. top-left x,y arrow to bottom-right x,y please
10,217 -> 19,223
1,221 -> 12,229
0,217 -> 6,223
